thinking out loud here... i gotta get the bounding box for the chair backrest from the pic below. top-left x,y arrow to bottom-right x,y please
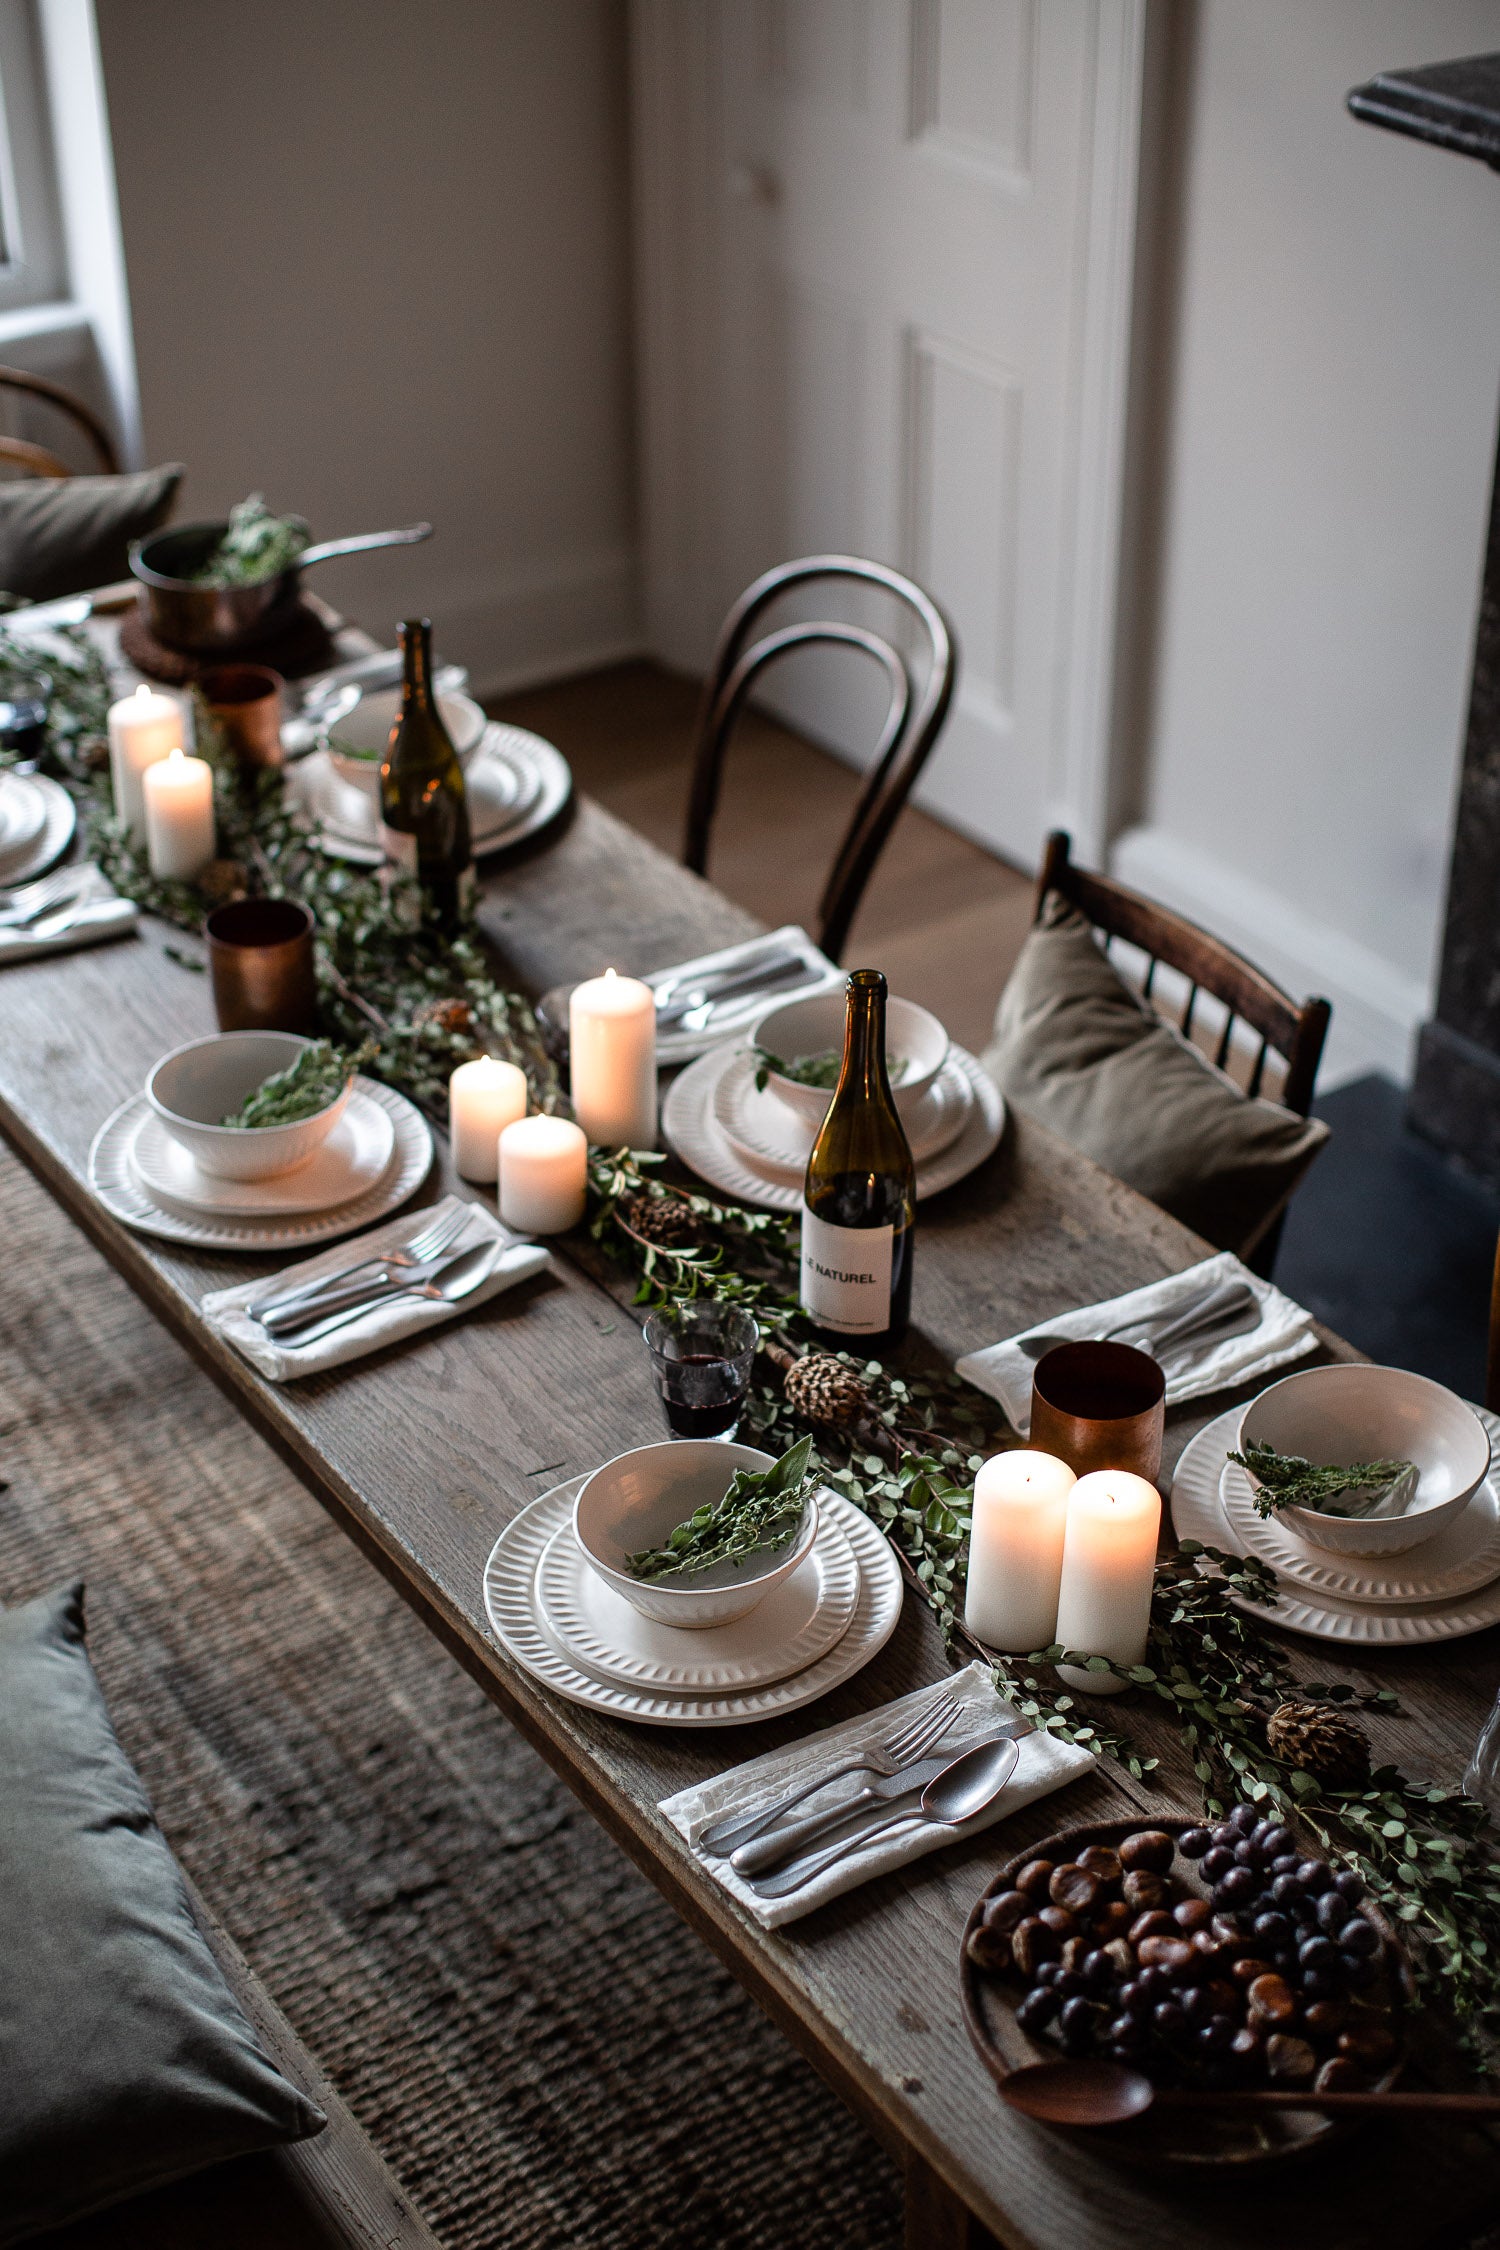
683,554 -> 956,962
1487,1231 -> 1500,1416
1036,830 -> 1331,1117
0,364 -> 119,479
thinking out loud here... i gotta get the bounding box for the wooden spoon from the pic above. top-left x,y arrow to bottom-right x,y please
1000,2058 -> 1500,2127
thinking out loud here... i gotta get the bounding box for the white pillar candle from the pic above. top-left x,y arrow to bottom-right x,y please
448,1056 -> 527,1183
108,684 -> 185,840
499,1113 -> 587,1234
142,747 -> 215,880
964,1450 -> 1077,1654
1054,1470 -> 1162,1695
569,968 -> 656,1148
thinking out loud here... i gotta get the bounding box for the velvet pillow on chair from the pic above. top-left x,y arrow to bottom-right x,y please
0,465 -> 182,601
982,894 -> 1328,1256
0,1582 -> 324,2246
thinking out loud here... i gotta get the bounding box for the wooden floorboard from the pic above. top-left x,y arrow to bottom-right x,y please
489,659 -> 1034,1057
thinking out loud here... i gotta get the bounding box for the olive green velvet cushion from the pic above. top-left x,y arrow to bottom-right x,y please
982,895 -> 1328,1254
0,465 -> 182,602
0,1582 -> 324,2245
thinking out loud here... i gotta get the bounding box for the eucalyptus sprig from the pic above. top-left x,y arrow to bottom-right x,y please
1228,1438 -> 1416,1520
627,1435 -> 815,1582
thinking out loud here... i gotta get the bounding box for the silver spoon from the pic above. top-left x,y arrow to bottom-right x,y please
277,1239 -> 500,1349
748,1734 -> 1022,1900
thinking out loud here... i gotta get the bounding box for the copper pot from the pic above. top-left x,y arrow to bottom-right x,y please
129,520 -> 432,653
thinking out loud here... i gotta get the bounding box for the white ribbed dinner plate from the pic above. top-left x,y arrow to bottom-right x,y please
1218,1424 -> 1500,1606
130,1089 -> 397,1218
534,1505 -> 860,1693
713,1045 -> 973,1181
664,1040 -> 1004,1212
1171,1407 -> 1500,1645
0,772 -> 74,886
483,1479 -> 903,1725
0,770 -> 46,860
89,1076 -> 431,1250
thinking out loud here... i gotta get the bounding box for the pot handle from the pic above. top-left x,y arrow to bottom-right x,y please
294,523 -> 433,570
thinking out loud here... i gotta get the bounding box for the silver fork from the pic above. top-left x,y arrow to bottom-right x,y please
249,1205 -> 470,1325
696,1691 -> 963,1858
0,866 -> 88,925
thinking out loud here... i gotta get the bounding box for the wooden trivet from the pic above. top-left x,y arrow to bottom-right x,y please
119,597 -> 342,685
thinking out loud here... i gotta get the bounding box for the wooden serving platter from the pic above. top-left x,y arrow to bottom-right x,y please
959,1816 -> 1410,2172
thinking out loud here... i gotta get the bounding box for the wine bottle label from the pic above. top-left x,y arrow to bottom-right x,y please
379,826 -> 420,927
799,1208 -> 894,1334
380,824 -> 419,875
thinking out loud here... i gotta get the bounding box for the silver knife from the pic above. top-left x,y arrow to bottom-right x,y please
650,943 -> 799,1005
657,956 -> 821,1031
260,1243 -> 478,1337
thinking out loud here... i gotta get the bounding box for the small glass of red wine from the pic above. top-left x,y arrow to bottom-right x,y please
643,1302 -> 759,1441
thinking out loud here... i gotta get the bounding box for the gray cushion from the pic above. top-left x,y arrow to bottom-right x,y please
0,466 -> 182,601
0,1582 -> 324,2245
983,894 -> 1328,1254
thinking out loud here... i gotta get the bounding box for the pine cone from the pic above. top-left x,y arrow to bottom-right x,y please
414,998 -> 475,1037
1266,1699 -> 1371,1789
784,1352 -> 869,1430
621,1192 -> 705,1249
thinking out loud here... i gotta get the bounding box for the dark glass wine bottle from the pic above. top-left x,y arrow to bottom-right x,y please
380,617 -> 472,932
799,969 -> 915,1354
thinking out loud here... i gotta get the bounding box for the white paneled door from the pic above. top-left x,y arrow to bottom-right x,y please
632,0 -> 1146,868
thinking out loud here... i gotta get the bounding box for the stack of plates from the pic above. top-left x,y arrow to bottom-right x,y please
87,1075 -> 433,1251
285,722 -> 571,865
662,1039 -> 1006,1212
0,768 -> 75,887
1171,1403 -> 1500,1645
483,1477 -> 903,1725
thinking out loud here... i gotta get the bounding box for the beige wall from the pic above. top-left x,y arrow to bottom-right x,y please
1115,0 -> 1500,1084
92,0 -> 637,691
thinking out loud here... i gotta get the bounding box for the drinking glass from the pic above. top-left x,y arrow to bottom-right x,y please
0,669 -> 50,760
643,1301 -> 759,1441
1465,1690 -> 1500,1810
1030,1340 -> 1166,1483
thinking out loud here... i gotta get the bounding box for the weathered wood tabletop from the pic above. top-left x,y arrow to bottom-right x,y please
2,770 -> 1499,2248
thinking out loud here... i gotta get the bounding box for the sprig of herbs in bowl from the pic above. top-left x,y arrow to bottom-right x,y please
627,1435 -> 815,1582
190,495 -> 307,588
752,1046 -> 913,1093
1227,1438 -> 1417,1520
221,1037 -> 377,1129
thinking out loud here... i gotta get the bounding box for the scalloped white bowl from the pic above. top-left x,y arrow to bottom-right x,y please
573,1440 -> 819,1629
146,1031 -> 351,1182
750,990 -> 949,1130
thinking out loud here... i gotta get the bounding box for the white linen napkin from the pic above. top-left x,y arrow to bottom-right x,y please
648,923 -> 843,1063
201,1195 -> 550,1382
659,1662 -> 1093,1929
0,866 -> 136,967
955,1250 -> 1317,1437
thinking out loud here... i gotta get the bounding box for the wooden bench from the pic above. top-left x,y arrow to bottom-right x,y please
39,1882 -> 441,2250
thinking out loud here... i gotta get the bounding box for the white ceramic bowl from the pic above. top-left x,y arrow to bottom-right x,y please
146,1031 -> 353,1182
1236,1364 -> 1492,1558
750,991 -> 949,1129
325,685 -> 488,803
573,1440 -> 820,1629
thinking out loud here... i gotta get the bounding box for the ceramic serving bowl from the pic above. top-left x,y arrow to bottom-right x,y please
146,1031 -> 353,1182
1236,1364 -> 1491,1559
573,1440 -> 820,1629
324,685 -> 487,802
750,990 -> 949,1129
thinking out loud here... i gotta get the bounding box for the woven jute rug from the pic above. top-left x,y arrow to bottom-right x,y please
0,1143 -> 901,2249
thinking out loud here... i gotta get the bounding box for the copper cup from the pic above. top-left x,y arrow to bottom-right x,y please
202,663 -> 285,770
1030,1341 -> 1166,1484
206,897 -> 318,1034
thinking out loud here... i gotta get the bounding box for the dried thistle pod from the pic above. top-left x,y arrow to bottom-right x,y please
1266,1698 -> 1372,1789
412,996 -> 476,1038
783,1351 -> 870,1430
620,1192 -> 706,1250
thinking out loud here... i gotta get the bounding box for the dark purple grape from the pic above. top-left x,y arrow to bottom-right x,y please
1302,1967 -> 1342,2000
1210,1824 -> 1239,1850
1017,1987 -> 1060,2032
1269,1854 -> 1301,1880
1137,1963 -> 1171,2000
1118,1979 -> 1149,2018
1261,1825 -> 1294,1860
1253,1910 -> 1290,1948
1316,1889 -> 1351,1935
1340,1916 -> 1379,1962
1198,2015 -> 1235,2053
1034,1960 -> 1063,1987
1107,2016 -> 1146,2055
1227,1803 -> 1259,1833
1292,1893 -> 1321,1928
1210,1912 -> 1244,1944
1154,2000 -> 1189,2038
1232,1838 -> 1262,1869
1216,1867 -> 1257,1906
1271,1950 -> 1299,1977
1333,1870 -> 1365,1904
1082,1950 -> 1115,1996
1269,1873 -> 1305,1910
1202,1845 -> 1235,1882
1179,1826 -> 1213,1860
1182,1986 -> 1214,2028
1055,1970 -> 1088,2000
1344,1955 -> 1379,1990
1297,1859 -> 1332,1896
1059,1996 -> 1096,2050
1299,1934 -> 1338,1973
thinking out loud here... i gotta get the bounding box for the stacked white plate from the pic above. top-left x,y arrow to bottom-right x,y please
483,1476 -> 904,1725
88,1074 -> 433,1251
661,1038 -> 1006,1212
0,768 -> 75,886
1171,1402 -> 1500,1645
285,722 -> 571,865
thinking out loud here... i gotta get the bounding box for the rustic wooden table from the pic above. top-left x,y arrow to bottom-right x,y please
2,748 -> 1499,2246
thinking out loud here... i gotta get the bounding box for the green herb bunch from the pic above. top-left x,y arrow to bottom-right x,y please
752,1045 -> 841,1092
221,1037 -> 377,1128
190,495 -> 308,587
627,1435 -> 815,1582
1228,1439 -> 1415,1519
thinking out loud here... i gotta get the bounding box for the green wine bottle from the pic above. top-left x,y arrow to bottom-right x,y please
799,969 -> 915,1354
380,617 -> 472,931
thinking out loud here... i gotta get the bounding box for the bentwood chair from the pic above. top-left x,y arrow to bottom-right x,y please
683,555 -> 957,962
1036,830 -> 1331,1277
0,364 -> 119,479
1486,1238 -> 1500,1415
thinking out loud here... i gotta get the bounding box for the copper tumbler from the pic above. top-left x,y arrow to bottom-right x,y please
206,898 -> 318,1034
1030,1341 -> 1166,1484
202,663 -> 285,770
